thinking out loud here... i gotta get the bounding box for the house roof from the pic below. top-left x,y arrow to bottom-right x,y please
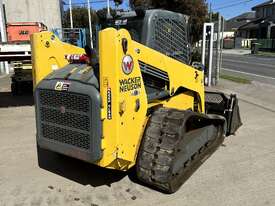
238,17 -> 269,30
225,12 -> 255,31
252,0 -> 275,10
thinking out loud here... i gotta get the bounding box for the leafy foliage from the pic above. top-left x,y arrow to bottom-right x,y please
62,7 -> 118,28
62,7 -> 98,28
130,0 -> 208,43
96,8 -> 117,22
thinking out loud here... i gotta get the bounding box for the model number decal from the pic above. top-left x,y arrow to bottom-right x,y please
54,81 -> 71,91
107,88 -> 112,120
119,77 -> 141,93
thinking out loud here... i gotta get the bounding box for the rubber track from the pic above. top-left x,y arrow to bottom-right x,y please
136,108 -> 224,193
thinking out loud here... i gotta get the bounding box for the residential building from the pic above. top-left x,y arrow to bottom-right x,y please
213,12 -> 255,49
225,12 -> 255,35
237,0 -> 275,39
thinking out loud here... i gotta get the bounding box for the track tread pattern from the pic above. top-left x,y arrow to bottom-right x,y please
136,108 -> 224,193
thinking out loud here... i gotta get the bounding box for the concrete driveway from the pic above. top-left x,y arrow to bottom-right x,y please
0,77 -> 275,206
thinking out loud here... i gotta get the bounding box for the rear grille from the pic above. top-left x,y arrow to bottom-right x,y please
153,17 -> 189,64
42,124 -> 90,150
38,89 -> 92,151
41,107 -> 90,131
39,89 -> 90,112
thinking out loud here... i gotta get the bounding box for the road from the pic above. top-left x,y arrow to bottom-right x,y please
221,53 -> 275,84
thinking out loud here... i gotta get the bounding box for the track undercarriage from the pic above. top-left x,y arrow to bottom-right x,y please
137,108 -> 226,193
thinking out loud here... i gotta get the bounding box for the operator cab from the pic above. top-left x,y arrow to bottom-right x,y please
100,11 -> 143,42
99,9 -> 191,64
95,9 -> 192,102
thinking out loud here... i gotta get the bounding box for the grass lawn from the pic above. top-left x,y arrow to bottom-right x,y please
220,74 -> 251,84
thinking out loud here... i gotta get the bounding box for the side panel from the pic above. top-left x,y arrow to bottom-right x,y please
31,31 -> 85,86
98,29 -> 148,170
98,28 -> 204,170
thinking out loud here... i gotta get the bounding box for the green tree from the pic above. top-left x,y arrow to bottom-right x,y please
96,8 -> 117,22
62,7 -> 98,28
62,7 -> 118,28
130,0 -> 208,43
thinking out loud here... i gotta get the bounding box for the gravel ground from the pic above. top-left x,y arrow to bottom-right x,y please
0,77 -> 275,206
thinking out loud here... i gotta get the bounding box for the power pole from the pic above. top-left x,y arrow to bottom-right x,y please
107,0 -> 111,17
0,0 -> 8,74
209,2 -> 212,22
216,13 -> 221,85
87,0 -> 93,48
69,0 -> 73,28
218,16 -> 225,81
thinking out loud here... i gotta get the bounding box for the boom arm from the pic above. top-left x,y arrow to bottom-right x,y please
31,31 -> 85,86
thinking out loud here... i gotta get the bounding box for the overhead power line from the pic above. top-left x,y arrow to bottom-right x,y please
213,0 -> 254,10
213,0 -> 251,7
63,0 -> 114,6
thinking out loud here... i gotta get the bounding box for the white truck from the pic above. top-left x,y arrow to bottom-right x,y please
0,43 -> 32,94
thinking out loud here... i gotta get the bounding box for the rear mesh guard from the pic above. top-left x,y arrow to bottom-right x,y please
205,91 -> 242,136
38,89 -> 92,151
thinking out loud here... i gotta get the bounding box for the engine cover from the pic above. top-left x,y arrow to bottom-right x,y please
35,64 -> 102,163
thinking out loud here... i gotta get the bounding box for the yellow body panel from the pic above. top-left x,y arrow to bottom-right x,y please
97,28 -> 204,169
32,29 -> 205,171
31,32 -> 85,86
162,92 -> 194,110
98,29 -> 148,169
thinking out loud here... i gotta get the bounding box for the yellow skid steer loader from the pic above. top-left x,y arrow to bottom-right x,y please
31,9 -> 242,193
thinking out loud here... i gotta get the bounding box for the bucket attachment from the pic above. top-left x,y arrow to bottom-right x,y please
205,92 -> 242,136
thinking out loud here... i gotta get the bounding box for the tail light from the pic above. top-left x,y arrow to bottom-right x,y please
65,54 -> 90,64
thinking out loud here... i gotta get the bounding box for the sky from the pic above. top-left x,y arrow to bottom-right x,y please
209,0 -> 267,19
64,0 -> 269,20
